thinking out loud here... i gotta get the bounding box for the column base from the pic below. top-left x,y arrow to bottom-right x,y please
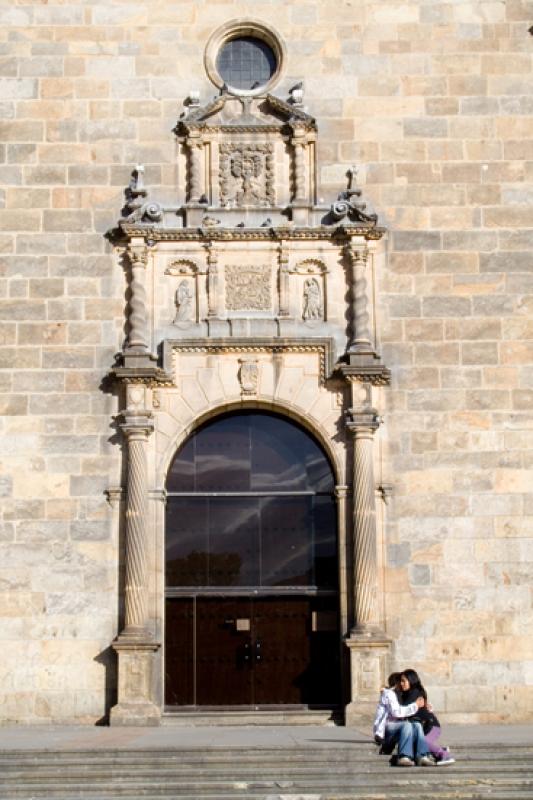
110,637 -> 161,727
344,630 -> 391,728
110,701 -> 161,727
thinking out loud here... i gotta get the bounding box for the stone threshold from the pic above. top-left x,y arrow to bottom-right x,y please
161,707 -> 341,726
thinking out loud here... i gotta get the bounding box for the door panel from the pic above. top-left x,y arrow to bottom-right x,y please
165,595 -> 341,707
165,597 -> 194,706
195,597 -> 253,705
253,597 -> 310,705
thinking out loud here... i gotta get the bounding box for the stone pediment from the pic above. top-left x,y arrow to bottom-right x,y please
176,92 -> 316,134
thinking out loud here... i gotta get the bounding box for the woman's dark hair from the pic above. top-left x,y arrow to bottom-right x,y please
401,668 -> 427,701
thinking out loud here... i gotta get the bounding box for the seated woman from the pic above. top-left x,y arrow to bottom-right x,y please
373,672 -> 435,767
399,668 -> 455,765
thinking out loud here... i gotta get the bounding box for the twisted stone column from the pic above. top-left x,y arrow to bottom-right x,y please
111,407 -> 160,726
293,142 -> 306,202
121,412 -> 154,638
187,139 -> 203,203
127,243 -> 149,352
346,413 -> 380,632
346,243 -> 372,355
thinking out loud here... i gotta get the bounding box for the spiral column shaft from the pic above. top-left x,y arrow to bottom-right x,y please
188,141 -> 202,203
347,245 -> 372,354
293,142 -> 306,202
122,417 -> 153,636
129,260 -> 149,351
348,421 -> 380,632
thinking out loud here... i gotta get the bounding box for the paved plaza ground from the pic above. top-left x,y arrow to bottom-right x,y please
0,723 -> 532,751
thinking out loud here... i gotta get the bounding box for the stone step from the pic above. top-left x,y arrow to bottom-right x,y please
161,710 -> 340,726
1,745 -> 532,800
2,759 -> 533,778
3,780 -> 533,800
1,744 -> 531,764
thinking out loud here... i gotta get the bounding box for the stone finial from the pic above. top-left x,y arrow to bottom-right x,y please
330,165 -> 378,225
123,165 -> 163,223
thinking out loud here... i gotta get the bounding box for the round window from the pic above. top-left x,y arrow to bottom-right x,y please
205,21 -> 285,96
216,36 -> 276,91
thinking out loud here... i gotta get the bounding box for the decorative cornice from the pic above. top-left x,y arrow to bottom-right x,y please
336,363 -> 391,386
119,223 -> 385,243
163,336 -> 337,383
110,365 -> 174,387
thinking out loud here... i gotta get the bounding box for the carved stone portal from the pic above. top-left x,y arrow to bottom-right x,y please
225,264 -> 271,311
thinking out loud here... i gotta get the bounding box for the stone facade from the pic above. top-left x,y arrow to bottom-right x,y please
0,1 -> 532,724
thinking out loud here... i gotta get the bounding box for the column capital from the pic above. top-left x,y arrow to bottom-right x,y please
345,408 -> 381,435
334,484 -> 350,499
127,241 -> 148,268
344,240 -> 369,264
120,412 -> 154,438
149,488 -> 167,504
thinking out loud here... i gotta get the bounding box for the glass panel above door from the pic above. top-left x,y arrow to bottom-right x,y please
165,411 -> 337,590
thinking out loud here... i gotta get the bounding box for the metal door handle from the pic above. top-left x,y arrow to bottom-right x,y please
243,642 -> 251,662
254,640 -> 262,662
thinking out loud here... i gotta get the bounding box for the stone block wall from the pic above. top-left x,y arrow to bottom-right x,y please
0,0 -> 532,722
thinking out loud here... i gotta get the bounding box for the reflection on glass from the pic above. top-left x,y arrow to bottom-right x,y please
167,412 -> 334,493
260,497 -> 313,586
208,498 -> 259,586
166,498 -> 208,585
165,412 -> 338,589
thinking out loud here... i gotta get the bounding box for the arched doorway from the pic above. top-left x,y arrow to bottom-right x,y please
164,410 -> 341,708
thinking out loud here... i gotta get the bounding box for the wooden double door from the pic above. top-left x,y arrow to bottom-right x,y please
165,594 -> 341,707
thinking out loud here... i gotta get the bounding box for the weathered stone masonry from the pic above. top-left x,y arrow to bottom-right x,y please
0,1 -> 532,724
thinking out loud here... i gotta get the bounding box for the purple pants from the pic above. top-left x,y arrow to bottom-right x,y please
425,726 -> 446,759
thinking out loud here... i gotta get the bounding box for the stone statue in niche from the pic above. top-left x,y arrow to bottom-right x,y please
303,277 -> 322,320
173,279 -> 194,323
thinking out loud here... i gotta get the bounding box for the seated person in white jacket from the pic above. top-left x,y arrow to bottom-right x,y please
373,672 -> 430,766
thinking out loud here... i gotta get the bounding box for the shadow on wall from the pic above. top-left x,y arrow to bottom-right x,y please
94,646 -> 118,726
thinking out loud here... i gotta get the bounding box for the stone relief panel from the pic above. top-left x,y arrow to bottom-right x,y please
225,264 -> 272,312
219,143 -> 275,207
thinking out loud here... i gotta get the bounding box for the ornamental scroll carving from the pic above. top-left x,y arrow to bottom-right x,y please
225,265 -> 271,311
219,143 -> 275,207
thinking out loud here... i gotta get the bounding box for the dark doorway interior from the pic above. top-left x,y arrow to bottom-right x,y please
164,411 -> 341,708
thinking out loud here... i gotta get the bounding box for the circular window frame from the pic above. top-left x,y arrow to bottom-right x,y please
204,20 -> 286,97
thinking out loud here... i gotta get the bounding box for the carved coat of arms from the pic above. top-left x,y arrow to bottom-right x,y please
219,144 -> 274,207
